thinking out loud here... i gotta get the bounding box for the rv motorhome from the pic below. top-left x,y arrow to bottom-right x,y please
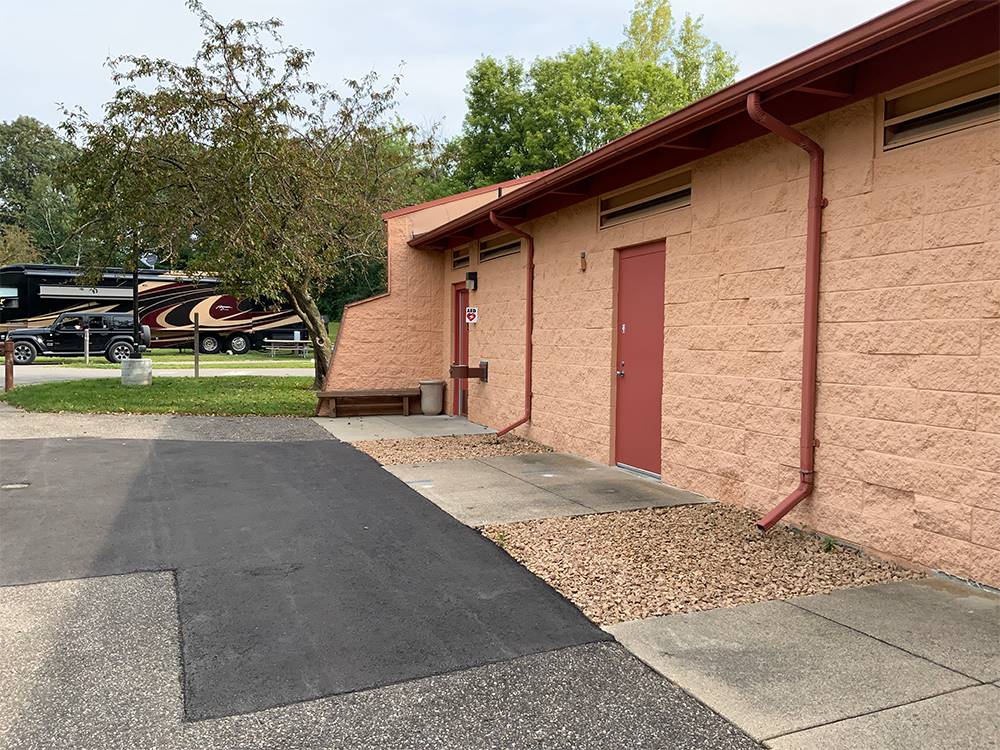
0,264 -> 309,354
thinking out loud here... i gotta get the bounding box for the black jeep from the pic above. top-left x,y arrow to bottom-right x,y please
1,312 -> 151,364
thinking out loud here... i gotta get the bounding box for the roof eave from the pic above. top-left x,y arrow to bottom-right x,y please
410,0 -> 991,251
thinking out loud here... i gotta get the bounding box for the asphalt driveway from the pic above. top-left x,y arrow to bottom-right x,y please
1,419 -> 762,748
0,437 -> 606,720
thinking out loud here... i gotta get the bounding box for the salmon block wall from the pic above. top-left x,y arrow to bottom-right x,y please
323,181 -> 537,394
327,93 -> 999,586
323,213 -> 446,391
465,100 -> 999,585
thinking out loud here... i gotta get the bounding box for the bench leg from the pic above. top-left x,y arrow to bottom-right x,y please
402,396 -> 410,417
316,397 -> 333,418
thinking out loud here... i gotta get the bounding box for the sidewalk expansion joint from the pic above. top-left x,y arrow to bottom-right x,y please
784,598 -> 987,685
760,683 -> 984,743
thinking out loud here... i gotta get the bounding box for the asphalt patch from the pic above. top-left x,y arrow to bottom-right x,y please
0,438 -> 608,720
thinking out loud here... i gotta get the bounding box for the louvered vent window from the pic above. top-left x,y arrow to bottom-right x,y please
478,234 -> 521,262
452,246 -> 470,269
599,171 -> 691,229
883,58 -> 999,150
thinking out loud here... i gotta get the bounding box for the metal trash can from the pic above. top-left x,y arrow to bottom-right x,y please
419,380 -> 445,416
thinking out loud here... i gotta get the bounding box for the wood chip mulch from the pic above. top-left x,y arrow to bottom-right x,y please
482,504 -> 923,625
354,434 -> 552,465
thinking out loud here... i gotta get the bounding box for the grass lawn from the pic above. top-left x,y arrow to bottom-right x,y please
1,376 -> 317,416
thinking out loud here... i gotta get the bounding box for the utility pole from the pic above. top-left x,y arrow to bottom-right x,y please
131,265 -> 141,358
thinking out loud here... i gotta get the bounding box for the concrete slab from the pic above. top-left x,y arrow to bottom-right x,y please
389,453 -> 711,526
765,684 -> 1000,750
312,415 -> 418,441
791,578 -> 1000,682
386,460 -> 585,525
312,414 -> 494,442
608,599 -> 975,741
0,438 -> 607,720
0,573 -> 759,749
480,453 -> 711,512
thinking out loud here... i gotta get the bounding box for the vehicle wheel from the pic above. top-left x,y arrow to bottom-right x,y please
11,340 -> 37,365
199,334 -> 221,354
228,334 -> 251,354
106,340 -> 135,363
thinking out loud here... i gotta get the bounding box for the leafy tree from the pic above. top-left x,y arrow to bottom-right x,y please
452,0 -> 737,187
0,224 -> 41,266
65,2 -> 433,386
0,117 -> 76,225
0,116 -> 89,264
20,174 -> 97,265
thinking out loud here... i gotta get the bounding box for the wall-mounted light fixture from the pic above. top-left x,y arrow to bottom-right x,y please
465,271 -> 478,291
580,251 -> 587,272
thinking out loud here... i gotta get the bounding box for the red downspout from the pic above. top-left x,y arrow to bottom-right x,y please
489,211 -> 534,436
746,91 -> 826,532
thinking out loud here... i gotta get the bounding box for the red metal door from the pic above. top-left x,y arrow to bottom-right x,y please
614,242 -> 665,476
452,284 -> 470,416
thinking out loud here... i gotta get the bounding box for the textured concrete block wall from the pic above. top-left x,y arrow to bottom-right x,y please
460,248 -> 529,426
468,99 -> 999,585
323,215 -> 446,391
328,91 -> 999,585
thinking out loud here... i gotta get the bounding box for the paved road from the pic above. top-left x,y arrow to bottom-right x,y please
0,426 -> 759,748
11,364 -> 310,385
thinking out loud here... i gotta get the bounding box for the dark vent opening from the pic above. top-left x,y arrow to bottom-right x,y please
885,92 -> 999,148
600,187 -> 691,227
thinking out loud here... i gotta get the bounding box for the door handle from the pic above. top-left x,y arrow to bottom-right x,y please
616,361 -> 625,377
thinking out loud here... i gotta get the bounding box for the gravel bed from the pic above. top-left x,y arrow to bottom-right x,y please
355,434 -> 552,465
482,504 -> 922,625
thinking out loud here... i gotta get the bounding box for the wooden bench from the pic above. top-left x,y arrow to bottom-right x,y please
315,388 -> 421,418
263,338 -> 313,357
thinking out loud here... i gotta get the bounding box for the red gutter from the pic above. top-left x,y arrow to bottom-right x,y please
488,211 -> 534,436
746,91 -> 826,532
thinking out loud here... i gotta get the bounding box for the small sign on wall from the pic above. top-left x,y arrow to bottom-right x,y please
465,306 -> 479,324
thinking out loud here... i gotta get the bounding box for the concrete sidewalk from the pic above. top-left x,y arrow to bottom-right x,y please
387,452 -> 710,525
312,414 -> 495,441
609,577 -> 1000,748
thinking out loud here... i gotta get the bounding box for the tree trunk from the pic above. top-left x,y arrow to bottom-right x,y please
284,282 -> 332,390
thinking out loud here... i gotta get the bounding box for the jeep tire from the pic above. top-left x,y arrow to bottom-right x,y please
11,340 -> 38,365
106,340 -> 136,363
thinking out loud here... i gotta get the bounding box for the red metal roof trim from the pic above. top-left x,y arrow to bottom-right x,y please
410,0 -> 996,250
381,170 -> 555,220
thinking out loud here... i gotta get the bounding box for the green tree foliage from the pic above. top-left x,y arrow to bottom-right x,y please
0,223 -> 41,266
65,1 -> 434,386
0,116 -> 93,264
452,0 -> 737,187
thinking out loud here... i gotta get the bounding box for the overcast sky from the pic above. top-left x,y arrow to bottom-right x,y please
2,0 -> 901,137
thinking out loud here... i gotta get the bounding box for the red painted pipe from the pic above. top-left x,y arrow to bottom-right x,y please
746,91 -> 826,532
489,211 -> 534,436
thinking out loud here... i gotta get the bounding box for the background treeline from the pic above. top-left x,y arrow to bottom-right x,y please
0,0 -> 736,323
